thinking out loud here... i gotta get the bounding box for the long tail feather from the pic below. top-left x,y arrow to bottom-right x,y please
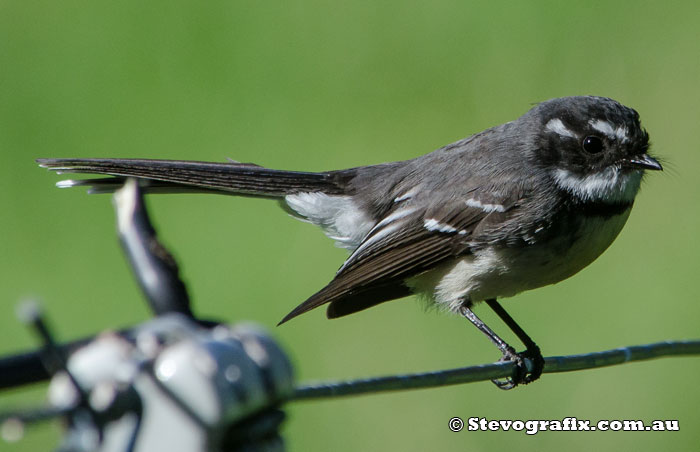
37,158 -> 350,198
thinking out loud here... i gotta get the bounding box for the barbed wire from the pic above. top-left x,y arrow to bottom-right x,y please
291,339 -> 700,400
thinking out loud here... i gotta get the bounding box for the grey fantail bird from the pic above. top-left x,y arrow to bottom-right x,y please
38,96 -> 662,388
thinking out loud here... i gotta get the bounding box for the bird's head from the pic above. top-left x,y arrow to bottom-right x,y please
527,96 -> 661,203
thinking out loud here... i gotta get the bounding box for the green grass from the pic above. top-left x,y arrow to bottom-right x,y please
1,1 -> 699,451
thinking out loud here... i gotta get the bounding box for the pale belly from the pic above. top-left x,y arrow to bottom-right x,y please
407,209 -> 632,312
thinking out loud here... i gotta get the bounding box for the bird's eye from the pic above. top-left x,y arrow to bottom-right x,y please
582,136 -> 604,154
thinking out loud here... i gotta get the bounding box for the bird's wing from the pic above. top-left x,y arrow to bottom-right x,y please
279,194 -> 521,323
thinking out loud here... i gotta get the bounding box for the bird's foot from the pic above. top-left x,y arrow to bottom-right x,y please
491,344 -> 544,390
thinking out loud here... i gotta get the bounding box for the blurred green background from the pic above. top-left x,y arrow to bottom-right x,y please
1,1 -> 699,450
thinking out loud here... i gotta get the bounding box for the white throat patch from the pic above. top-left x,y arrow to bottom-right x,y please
552,166 -> 642,203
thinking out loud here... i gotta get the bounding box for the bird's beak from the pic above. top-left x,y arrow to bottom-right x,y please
627,154 -> 663,171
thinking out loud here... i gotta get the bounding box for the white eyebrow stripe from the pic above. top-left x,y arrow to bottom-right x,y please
545,118 -> 577,138
590,119 -> 630,143
465,198 -> 506,213
614,126 -> 629,142
590,119 -> 616,138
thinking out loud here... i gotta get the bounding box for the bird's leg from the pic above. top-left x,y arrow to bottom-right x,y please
460,300 -> 544,389
484,299 -> 544,385
459,305 -> 523,389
